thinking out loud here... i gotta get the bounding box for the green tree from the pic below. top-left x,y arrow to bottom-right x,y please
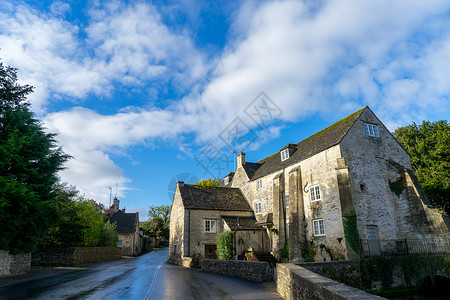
41,183 -> 118,247
0,61 -> 69,254
217,231 -> 234,260
393,120 -> 450,214
195,178 -> 221,187
143,205 -> 171,240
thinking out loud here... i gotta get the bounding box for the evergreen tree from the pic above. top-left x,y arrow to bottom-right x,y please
0,61 -> 69,254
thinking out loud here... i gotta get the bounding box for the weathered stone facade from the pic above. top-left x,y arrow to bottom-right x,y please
169,182 -> 254,264
170,106 -> 449,266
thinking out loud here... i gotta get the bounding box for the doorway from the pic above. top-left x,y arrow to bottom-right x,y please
367,226 -> 381,256
204,244 -> 217,259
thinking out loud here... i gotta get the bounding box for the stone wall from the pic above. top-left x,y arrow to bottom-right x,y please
32,247 -> 121,266
299,260 -> 361,288
0,250 -> 31,276
277,263 -> 383,300
202,258 -> 272,282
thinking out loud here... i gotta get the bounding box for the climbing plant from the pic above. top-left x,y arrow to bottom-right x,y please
280,243 -> 289,259
217,231 -> 234,260
343,210 -> 360,254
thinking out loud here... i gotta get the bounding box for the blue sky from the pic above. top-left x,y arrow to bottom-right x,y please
1,0 -> 449,221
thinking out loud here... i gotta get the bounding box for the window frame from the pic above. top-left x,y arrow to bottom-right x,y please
254,201 -> 262,214
281,149 -> 289,161
313,219 -> 325,236
310,185 -> 321,202
257,179 -> 262,190
205,219 -> 217,233
364,123 -> 380,137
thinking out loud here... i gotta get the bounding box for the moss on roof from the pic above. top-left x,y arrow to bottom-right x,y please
245,107 -> 367,180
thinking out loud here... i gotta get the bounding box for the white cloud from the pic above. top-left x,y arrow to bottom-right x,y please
3,0 -> 450,203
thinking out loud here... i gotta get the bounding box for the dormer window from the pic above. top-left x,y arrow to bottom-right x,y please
224,176 -> 229,185
281,149 -> 289,161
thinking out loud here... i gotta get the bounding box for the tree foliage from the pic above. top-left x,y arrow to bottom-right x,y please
194,178 -> 221,187
217,231 -> 234,260
40,183 -> 118,247
143,205 -> 171,240
0,61 -> 69,254
393,120 -> 450,214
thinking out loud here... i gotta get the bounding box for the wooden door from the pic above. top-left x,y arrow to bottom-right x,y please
205,244 -> 217,259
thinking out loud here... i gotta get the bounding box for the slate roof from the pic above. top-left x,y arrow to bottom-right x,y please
179,184 -> 252,211
222,216 -> 260,230
108,211 -> 138,234
243,107 -> 366,180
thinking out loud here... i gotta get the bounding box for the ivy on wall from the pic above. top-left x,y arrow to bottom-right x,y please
217,231 -> 234,260
343,210 -> 360,254
300,240 -> 316,262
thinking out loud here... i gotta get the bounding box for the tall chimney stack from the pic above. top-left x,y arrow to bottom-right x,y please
237,152 -> 246,167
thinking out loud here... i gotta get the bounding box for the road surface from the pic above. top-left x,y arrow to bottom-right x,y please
0,248 -> 281,299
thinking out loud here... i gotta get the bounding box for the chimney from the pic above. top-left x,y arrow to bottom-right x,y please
237,152 -> 245,167
109,205 -> 114,216
177,181 -> 184,188
122,207 -> 126,213
113,197 -> 119,213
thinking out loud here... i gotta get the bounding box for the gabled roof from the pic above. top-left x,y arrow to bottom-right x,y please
109,211 -> 138,234
244,107 -> 366,180
179,184 -> 252,211
222,216 -> 260,230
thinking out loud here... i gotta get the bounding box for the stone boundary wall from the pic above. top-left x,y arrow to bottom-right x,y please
0,251 -> 31,276
202,259 -> 272,282
277,263 -> 383,300
32,247 -> 121,266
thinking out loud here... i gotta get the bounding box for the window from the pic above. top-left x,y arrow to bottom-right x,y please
257,179 -> 262,190
281,149 -> 289,161
224,176 -> 229,185
117,240 -> 123,247
173,244 -> 177,255
205,220 -> 217,233
285,194 -> 289,208
310,185 -> 321,201
313,219 -> 325,236
367,226 -> 378,240
255,202 -> 262,214
364,123 -> 379,137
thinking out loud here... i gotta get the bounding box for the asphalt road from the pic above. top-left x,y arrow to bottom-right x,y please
0,248 -> 281,299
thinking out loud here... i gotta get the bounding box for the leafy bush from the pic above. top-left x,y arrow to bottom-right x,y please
217,231 -> 234,260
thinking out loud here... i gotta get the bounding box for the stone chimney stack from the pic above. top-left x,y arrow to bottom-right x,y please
109,205 -> 114,216
122,207 -> 126,213
113,197 -> 119,213
237,152 -> 246,167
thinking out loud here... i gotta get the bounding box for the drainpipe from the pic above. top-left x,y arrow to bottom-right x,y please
282,166 -> 287,247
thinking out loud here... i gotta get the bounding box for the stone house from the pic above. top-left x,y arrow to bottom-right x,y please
169,107 -> 449,264
169,182 -> 264,265
108,197 -> 142,256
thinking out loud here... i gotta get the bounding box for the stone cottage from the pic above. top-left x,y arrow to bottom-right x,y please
169,183 -> 265,265
169,107 -> 449,264
108,197 -> 142,256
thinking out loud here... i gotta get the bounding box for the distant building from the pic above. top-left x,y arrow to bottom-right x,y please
169,107 -> 449,264
108,197 -> 142,256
